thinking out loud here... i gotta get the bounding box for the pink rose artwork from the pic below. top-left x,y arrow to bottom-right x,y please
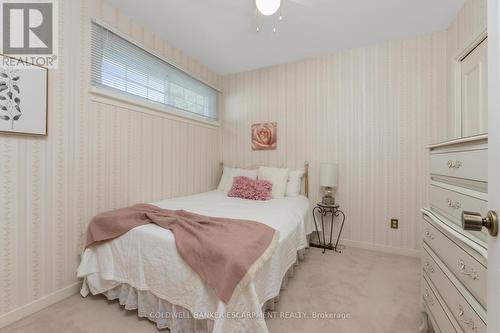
251,122 -> 277,151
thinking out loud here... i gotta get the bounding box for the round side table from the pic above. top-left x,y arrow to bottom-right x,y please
311,203 -> 346,253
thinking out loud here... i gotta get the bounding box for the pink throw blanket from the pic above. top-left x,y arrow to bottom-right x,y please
85,204 -> 279,303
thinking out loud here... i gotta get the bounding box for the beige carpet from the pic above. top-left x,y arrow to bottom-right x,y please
1,247 -> 422,333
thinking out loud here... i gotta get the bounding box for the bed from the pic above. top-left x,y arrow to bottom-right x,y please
77,165 -> 311,333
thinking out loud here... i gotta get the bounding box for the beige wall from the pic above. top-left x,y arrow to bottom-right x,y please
0,0 -> 222,317
222,32 -> 448,252
447,0 -> 487,138
220,0 -> 487,255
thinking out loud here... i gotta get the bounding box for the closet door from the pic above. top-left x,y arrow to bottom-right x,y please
461,38 -> 488,137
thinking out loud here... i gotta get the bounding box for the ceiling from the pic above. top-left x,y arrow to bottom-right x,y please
107,0 -> 466,75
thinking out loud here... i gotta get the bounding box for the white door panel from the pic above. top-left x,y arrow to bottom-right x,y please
487,1 -> 499,332
461,38 -> 488,137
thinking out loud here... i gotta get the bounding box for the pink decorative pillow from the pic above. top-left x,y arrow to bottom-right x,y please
228,176 -> 273,201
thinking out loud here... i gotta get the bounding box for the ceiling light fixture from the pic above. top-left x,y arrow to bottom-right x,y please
256,0 -> 281,16
255,0 -> 283,33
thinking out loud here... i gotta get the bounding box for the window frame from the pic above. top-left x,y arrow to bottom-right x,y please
89,18 -> 221,127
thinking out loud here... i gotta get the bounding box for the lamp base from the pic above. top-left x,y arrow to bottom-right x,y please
322,195 -> 335,206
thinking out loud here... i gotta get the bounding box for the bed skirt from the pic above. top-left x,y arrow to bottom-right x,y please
95,249 -> 306,332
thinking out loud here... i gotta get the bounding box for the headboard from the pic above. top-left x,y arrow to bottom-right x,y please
218,161 -> 309,198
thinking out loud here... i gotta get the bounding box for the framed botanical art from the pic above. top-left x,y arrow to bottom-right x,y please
0,55 -> 48,136
251,122 -> 277,150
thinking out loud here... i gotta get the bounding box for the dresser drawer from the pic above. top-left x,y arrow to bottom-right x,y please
430,149 -> 487,182
422,275 -> 458,333
423,246 -> 486,333
423,219 -> 487,308
429,184 -> 488,244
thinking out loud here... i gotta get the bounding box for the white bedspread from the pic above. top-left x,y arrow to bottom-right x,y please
77,191 -> 311,333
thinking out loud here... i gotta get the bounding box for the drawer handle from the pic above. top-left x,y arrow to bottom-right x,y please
447,160 -> 462,169
457,304 -> 478,332
424,230 -> 435,240
423,289 -> 435,306
458,259 -> 480,281
424,261 -> 435,274
447,198 -> 461,210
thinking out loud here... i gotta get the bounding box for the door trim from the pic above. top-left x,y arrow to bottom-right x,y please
452,25 -> 488,138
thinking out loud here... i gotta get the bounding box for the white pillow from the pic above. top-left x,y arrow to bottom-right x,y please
257,166 -> 289,199
286,168 -> 305,197
217,166 -> 258,193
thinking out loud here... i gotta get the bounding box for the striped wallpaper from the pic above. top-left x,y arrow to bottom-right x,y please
221,0 -> 485,255
0,0 -> 222,318
221,32 -> 448,252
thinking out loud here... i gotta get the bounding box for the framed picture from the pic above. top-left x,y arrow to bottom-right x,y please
0,55 -> 48,136
251,122 -> 277,151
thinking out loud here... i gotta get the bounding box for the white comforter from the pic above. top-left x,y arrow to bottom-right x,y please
77,191 -> 311,333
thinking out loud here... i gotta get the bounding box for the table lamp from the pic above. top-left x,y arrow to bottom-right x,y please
320,163 -> 338,205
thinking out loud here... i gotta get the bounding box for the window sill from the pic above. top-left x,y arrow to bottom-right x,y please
89,86 -> 221,129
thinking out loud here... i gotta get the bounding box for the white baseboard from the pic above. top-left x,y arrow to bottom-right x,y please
341,239 -> 422,258
0,282 -> 81,329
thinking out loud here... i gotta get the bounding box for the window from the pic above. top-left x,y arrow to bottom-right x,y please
90,21 -> 219,122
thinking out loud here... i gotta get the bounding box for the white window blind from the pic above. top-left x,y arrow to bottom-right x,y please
90,21 -> 219,122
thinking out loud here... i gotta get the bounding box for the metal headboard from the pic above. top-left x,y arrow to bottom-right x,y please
218,161 -> 309,198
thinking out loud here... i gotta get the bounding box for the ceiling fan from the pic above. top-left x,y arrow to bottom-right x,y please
255,0 -> 281,32
255,0 -> 282,16
254,0 -> 312,33
255,0 -> 312,15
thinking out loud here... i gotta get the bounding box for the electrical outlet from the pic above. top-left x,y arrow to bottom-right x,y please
390,219 -> 399,229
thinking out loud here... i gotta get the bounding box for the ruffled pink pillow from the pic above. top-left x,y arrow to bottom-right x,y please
228,176 -> 273,201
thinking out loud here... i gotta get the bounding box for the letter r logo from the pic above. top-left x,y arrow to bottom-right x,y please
2,2 -> 53,54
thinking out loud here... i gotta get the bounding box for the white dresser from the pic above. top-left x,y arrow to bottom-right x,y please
421,134 -> 489,333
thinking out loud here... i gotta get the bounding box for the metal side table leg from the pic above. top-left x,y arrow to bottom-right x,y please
333,209 -> 346,252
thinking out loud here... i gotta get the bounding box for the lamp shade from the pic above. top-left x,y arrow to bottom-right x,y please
319,163 -> 338,187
